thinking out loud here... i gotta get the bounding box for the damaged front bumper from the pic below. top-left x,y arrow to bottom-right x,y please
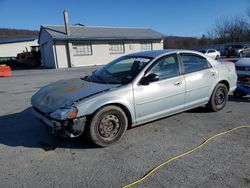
32,107 -> 87,138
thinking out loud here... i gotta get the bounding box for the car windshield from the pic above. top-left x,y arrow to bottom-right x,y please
86,56 -> 152,84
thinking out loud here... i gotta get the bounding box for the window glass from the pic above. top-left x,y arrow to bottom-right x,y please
208,50 -> 215,53
141,42 -> 152,51
181,54 -> 210,74
90,56 -> 152,84
109,42 -> 125,54
72,43 -> 92,56
149,55 -> 180,80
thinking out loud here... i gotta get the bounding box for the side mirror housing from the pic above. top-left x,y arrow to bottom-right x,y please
140,73 -> 159,85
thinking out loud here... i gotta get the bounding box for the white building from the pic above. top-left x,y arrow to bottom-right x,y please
0,38 -> 38,57
38,25 -> 165,69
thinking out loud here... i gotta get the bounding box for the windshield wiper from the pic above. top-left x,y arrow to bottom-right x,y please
92,74 -> 109,84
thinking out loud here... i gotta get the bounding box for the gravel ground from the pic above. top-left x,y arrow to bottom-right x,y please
0,67 -> 249,188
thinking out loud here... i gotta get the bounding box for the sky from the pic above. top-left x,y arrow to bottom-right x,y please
0,0 -> 249,37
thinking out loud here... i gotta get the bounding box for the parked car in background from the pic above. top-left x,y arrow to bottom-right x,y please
31,50 -> 237,147
233,54 -> 250,97
226,44 -> 250,58
199,49 -> 220,60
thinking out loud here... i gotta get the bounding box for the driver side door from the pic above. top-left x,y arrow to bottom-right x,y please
133,54 -> 185,124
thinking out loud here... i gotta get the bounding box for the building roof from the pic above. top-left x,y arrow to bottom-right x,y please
41,25 -> 165,41
0,37 -> 37,44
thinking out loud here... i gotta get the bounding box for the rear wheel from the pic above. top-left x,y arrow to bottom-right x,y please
88,105 -> 128,147
206,83 -> 228,112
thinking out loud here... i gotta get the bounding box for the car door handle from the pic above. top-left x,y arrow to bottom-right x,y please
174,81 -> 182,86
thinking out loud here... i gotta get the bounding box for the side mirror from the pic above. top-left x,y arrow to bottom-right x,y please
140,73 -> 159,85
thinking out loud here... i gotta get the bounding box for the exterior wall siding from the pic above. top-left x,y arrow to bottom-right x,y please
0,40 -> 38,57
39,29 -> 56,68
71,40 -> 163,67
40,41 -> 55,68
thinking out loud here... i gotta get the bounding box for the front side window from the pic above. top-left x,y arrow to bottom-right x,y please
109,42 -> 125,54
141,42 -> 152,51
88,56 -> 152,84
72,43 -> 92,56
181,53 -> 211,74
148,54 -> 180,80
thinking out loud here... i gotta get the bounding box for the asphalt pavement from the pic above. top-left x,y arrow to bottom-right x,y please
0,66 -> 249,188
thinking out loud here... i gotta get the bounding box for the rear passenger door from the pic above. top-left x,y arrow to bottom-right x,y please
180,53 -> 218,109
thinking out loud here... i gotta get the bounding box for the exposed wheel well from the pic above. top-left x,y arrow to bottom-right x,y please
90,103 -> 133,129
218,80 -> 230,91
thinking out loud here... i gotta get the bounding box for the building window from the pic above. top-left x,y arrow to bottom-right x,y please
109,42 -> 125,54
141,42 -> 152,51
72,43 -> 92,56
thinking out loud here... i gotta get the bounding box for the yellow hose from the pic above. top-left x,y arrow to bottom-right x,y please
122,125 -> 250,188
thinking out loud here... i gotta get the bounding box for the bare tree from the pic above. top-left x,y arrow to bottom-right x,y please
247,8 -> 250,20
206,16 -> 249,43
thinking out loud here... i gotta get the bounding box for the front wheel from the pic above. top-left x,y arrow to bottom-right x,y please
206,83 -> 228,112
88,105 -> 128,147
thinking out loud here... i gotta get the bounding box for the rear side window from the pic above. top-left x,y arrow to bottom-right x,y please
181,53 -> 211,74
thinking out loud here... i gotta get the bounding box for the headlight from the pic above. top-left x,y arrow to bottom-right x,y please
50,107 -> 78,120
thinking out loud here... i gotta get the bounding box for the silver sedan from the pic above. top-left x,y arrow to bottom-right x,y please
31,50 -> 237,147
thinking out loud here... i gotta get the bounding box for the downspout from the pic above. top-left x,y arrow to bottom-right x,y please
63,10 -> 72,68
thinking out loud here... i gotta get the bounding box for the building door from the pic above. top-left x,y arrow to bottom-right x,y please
55,42 -> 69,68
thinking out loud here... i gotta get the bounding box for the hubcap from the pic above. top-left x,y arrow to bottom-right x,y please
215,88 -> 225,105
98,114 -> 120,139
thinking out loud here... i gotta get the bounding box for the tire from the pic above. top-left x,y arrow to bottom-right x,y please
88,105 -> 128,147
206,83 -> 228,112
233,88 -> 247,98
215,55 -> 219,60
239,52 -> 243,57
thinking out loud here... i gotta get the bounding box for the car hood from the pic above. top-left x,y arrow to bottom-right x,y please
31,78 -> 120,113
235,58 -> 250,67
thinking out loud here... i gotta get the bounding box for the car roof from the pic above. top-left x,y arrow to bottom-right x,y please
126,49 -> 221,67
127,49 -> 206,58
127,50 -> 171,58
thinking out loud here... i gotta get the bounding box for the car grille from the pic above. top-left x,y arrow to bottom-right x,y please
238,75 -> 250,82
236,66 -> 250,71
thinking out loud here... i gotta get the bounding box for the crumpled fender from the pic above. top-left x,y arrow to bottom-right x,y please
75,85 -> 136,124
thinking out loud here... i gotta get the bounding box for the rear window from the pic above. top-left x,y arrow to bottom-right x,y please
181,53 -> 211,74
